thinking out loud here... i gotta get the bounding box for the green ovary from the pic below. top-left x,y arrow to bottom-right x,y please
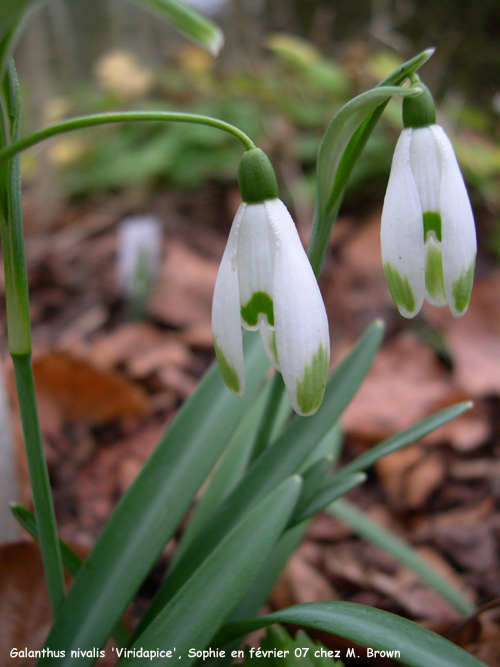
425,242 -> 446,302
383,264 -> 416,314
452,261 -> 475,314
240,291 -> 274,327
214,339 -> 241,394
296,343 -> 329,415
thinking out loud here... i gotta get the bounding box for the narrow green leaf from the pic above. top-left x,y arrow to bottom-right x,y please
290,473 -> 366,527
292,456 -> 332,521
0,1 -> 45,78
215,601 -> 487,667
171,386 -> 270,568
130,0 -> 224,55
339,401 -> 472,477
11,503 -> 130,647
329,499 -> 475,616
39,335 -> 269,667
136,321 -> 384,635
309,49 -> 434,274
118,477 -> 302,667
10,503 -> 82,578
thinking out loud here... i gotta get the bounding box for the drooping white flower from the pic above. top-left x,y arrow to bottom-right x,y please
212,149 -> 330,416
381,86 -> 476,318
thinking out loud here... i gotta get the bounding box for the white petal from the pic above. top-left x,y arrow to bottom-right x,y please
259,320 -> 280,369
236,203 -> 276,331
409,126 -> 441,214
430,125 -> 476,317
381,128 -> 425,317
212,204 -> 246,396
265,199 -> 330,416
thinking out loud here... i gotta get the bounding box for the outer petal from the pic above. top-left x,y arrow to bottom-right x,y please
431,125 -> 476,317
212,204 -> 246,396
266,199 -> 330,416
409,126 -> 441,214
236,203 -> 276,331
381,128 -> 425,317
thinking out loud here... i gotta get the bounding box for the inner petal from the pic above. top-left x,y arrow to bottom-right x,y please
236,203 -> 276,330
424,233 -> 447,306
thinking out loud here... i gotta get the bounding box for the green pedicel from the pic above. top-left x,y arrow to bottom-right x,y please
383,264 -> 416,314
452,261 -> 475,314
214,339 -> 241,393
296,343 -> 329,415
241,291 -> 274,328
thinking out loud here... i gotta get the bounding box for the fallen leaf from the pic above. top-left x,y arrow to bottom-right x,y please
32,350 -> 151,425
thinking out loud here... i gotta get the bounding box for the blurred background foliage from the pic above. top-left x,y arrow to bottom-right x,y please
12,0 -> 500,257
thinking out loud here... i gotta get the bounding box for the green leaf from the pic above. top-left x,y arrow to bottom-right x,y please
171,385 -> 271,569
308,49 -> 434,274
118,476 -> 302,667
289,472 -> 366,527
10,503 -> 82,578
338,401 -> 472,477
135,321 -> 384,636
239,625 -> 345,667
38,334 -> 270,667
329,499 -> 475,616
130,0 -> 224,55
0,0 -> 45,78
215,601 -> 488,667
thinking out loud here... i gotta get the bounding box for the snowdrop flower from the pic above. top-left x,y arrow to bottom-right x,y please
212,148 -> 329,416
381,84 -> 476,318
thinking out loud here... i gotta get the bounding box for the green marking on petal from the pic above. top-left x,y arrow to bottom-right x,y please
270,331 -> 279,366
214,339 -> 241,393
383,263 -> 416,314
241,291 -> 274,327
296,343 -> 329,415
423,211 -> 441,242
425,242 -> 446,301
452,261 -> 475,314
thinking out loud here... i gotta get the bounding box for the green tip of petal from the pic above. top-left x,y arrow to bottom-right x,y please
296,343 -> 329,416
241,291 -> 274,327
452,261 -> 475,316
425,242 -> 446,302
214,339 -> 241,394
383,263 -> 417,316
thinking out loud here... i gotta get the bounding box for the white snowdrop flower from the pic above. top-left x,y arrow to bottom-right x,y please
117,215 -> 162,300
212,148 -> 330,416
381,85 -> 476,318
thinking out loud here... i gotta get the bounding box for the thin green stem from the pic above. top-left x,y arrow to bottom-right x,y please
0,111 -> 255,164
12,354 -> 66,614
251,372 -> 286,462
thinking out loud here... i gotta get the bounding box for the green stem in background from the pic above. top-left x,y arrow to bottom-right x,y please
0,110 -> 255,164
250,372 -> 286,461
12,354 -> 66,613
0,61 -> 65,616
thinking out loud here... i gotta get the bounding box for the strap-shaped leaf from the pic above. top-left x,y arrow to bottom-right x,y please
118,477 -> 302,667
215,601 -> 487,667
309,49 -> 434,274
130,0 -> 223,55
135,320 -> 384,636
329,499 -> 475,616
38,334 -> 269,667
0,1 -> 45,78
339,401 -> 472,476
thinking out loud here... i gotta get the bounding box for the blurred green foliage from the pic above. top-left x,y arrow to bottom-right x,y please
23,36 -> 500,241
